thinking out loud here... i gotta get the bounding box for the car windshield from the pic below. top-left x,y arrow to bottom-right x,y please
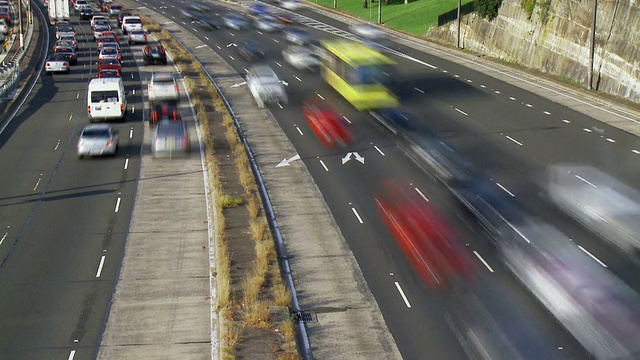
58,26 -> 74,32
49,55 -> 66,61
149,46 -> 162,52
131,30 -> 144,35
82,129 -> 111,138
103,48 -> 117,54
126,18 -> 141,24
154,75 -> 174,83
91,90 -> 119,103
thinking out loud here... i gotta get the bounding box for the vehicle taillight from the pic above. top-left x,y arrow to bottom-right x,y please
63,63 -> 68,66
46,63 -> 50,67
143,35 -> 147,39
106,139 -> 113,147
87,105 -> 91,114
120,104 -> 124,113
174,85 -> 179,93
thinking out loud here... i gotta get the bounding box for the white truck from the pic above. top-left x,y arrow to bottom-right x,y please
48,0 -> 70,25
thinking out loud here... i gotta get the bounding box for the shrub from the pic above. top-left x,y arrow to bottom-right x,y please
521,0 -> 535,19
475,0 -> 503,20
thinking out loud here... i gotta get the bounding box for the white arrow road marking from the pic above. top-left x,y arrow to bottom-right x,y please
230,81 -> 247,88
226,43 -> 237,47
195,45 -> 207,49
275,154 -> 301,167
342,152 -> 352,164
353,152 -> 364,164
342,152 -> 364,164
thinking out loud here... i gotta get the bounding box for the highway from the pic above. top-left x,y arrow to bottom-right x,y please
0,3 -> 145,358
124,0 -> 640,358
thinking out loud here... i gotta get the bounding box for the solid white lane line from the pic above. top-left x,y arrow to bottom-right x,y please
316,93 -> 325,100
351,207 -> 364,224
606,138 -> 616,143
129,128 -> 133,138
473,251 -> 495,272
295,76 -> 302,82
455,108 -> 468,116
342,115 -> 351,124
96,256 -> 106,277
496,182 -> 515,197
578,245 -> 607,267
414,187 -> 429,202
296,126 -> 304,135
114,197 -> 121,213
575,174 -> 598,188
543,111 -> 551,115
68,350 -> 76,360
124,158 -> 129,170
0,232 -> 7,246
374,145 -> 385,156
33,176 -> 42,191
414,87 -> 424,93
394,282 -> 412,308
632,149 -> 640,154
319,159 -> 329,171
505,135 -> 523,146
583,128 -> 593,133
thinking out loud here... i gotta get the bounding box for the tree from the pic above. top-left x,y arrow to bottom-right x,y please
474,0 -> 503,20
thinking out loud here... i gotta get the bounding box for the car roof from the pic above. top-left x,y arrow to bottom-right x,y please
152,73 -> 174,81
83,124 -> 112,131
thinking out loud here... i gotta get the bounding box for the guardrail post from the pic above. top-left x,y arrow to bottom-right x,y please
3,38 -> 7,53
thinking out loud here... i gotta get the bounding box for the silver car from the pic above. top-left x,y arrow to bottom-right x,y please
282,46 -> 320,71
254,15 -> 284,32
127,29 -> 148,44
247,65 -> 288,108
223,12 -> 249,30
285,27 -> 312,45
93,25 -> 111,41
78,124 -> 119,158
152,120 -> 190,158
45,54 -> 70,74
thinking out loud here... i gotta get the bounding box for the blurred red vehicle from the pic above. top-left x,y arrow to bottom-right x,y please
374,181 -> 476,289
97,59 -> 121,73
302,98 -> 352,148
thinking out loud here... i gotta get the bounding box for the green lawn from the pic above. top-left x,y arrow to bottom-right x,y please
308,0 -> 473,35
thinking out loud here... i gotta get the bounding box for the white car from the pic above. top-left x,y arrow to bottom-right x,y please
254,15 -> 284,32
0,19 -> 8,35
282,46 -> 320,71
77,124 -> 119,158
91,15 -> 108,28
74,0 -> 88,11
45,54 -> 70,74
247,65 -> 288,108
148,73 -> 180,103
280,0 -> 302,10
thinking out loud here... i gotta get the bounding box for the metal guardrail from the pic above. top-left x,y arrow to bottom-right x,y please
0,0 -> 31,100
166,34 -> 314,360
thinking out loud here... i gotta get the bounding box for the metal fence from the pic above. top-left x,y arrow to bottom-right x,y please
0,0 -> 30,101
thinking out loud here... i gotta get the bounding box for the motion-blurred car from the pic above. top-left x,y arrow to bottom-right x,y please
45,54 -> 70,75
77,124 -> 119,158
108,4 -> 123,17
285,27 -> 312,45
280,0 -> 302,10
54,47 -> 78,65
98,69 -> 121,78
99,47 -> 122,63
370,107 -> 419,135
180,8 -> 200,20
148,102 -> 181,126
80,8 -> 93,20
0,19 -> 8,35
148,73 -> 180,103
247,65 -> 288,108
152,120 -> 190,158
190,1 -> 210,12
222,12 -> 249,30
58,34 -> 79,51
275,13 -> 297,25
127,29 -> 147,44
97,58 -> 121,73
282,46 -> 320,71
56,24 -> 76,39
249,3 -> 269,16
143,44 -> 167,65
195,16 -> 219,30
237,40 -> 265,62
254,15 -> 284,32
302,98 -> 352,148
118,12 -> 132,27
374,181 -> 476,289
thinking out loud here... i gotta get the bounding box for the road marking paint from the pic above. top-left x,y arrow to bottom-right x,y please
96,256 -> 106,277
133,89 -> 135,95
181,21 -> 186,25
466,79 -> 472,83
454,108 -> 468,116
578,245 -> 607,267
575,174 -> 598,188
114,197 -> 121,213
205,36 -> 210,40
257,30 -> 263,34
414,187 -> 429,202
276,62 -> 282,67
273,38 -> 279,43
319,159 -> 329,171
563,119 -> 571,123
124,158 -> 129,170
374,145 -> 385,156
442,70 -> 448,73
606,138 -> 616,143
229,55 -> 235,60
480,84 -> 486,88
496,182 -> 515,197
493,90 -> 501,94
193,28 -> 198,32
129,128 -> 133,138
0,232 -> 7,246
76,92 -> 79,99
525,103 -> 533,107
195,44 -> 207,49
394,282 -> 411,308
342,115 -> 351,124
277,103 -> 283,109
316,93 -> 325,100
68,350 -> 76,360
295,76 -> 302,82
68,113 -> 73,122
54,139 -> 60,151
131,73 -> 134,79
632,149 -> 640,154
216,45 -> 221,49
505,135 -> 523,146
454,74 -> 460,78
509,96 -> 516,100
229,32 -> 235,37
296,126 -> 303,135
351,207 -> 364,224
473,251 -> 494,272
33,176 -> 42,191
543,111 -> 551,115
583,128 -> 592,133
132,105 -> 135,114
414,87 -> 424,93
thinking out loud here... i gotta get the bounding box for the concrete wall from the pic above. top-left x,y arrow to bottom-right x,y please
426,0 -> 640,102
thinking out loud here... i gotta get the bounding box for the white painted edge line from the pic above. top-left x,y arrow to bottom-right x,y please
394,281 -> 412,308
578,245 -> 607,267
319,159 -> 329,171
414,87 -> 424,93
68,350 -> 76,360
95,255 -> 106,277
351,207 -> 364,224
496,182 -> 515,197
374,145 -> 385,156
114,197 -> 121,213
316,93 -> 325,100
0,232 -> 7,246
473,251 -> 494,272
505,135 -> 523,146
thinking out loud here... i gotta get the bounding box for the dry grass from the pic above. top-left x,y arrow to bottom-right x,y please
250,218 -> 267,242
246,194 -> 261,218
222,322 -> 244,348
244,301 -> 271,328
273,283 -> 292,308
278,353 -> 301,360
226,126 -> 240,149
242,271 -> 263,305
278,316 -> 296,342
219,194 -> 244,208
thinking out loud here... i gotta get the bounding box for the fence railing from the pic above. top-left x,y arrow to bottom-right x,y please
0,0 -> 31,101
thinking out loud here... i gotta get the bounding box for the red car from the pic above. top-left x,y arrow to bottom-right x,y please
374,181 -> 476,289
148,102 -> 181,126
98,69 -> 121,78
100,31 -> 119,42
97,58 -> 121,73
302,98 -> 352,148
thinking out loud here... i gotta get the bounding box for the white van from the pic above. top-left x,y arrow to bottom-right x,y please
121,16 -> 142,34
87,78 -> 127,122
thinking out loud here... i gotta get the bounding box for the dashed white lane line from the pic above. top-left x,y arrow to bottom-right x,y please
454,108 -> 468,116
229,32 -> 235,37
414,87 -> 424,93
276,61 -> 282,67
131,73 -> 134,79
133,89 -> 135,95
216,45 -> 221,49
563,119 -> 571,123
319,159 -> 329,171
473,251 -> 495,272
480,84 -> 486,88
505,135 -> 523,146
632,149 -> 640,154
68,113 -> 73,122
76,92 -> 79,99
132,105 -> 135,114
442,70 -> 448,73
229,55 -> 235,60
54,139 -> 61,151
414,187 -> 429,202
394,282 -> 412,308
583,128 -> 593,133
575,174 -> 598,188
277,103 -> 283,109
342,115 -> 351,124
496,182 -> 515,197
296,126 -> 303,135
68,350 -> 76,360
543,111 -> 551,115
316,93 -> 325,100
124,158 -> 129,170
114,197 -> 121,213
0,232 -> 7,246
466,79 -> 472,83
205,36 -> 209,40
525,103 -> 533,107
578,245 -> 607,267
351,207 -> 364,224
33,175 -> 42,191
374,145 -> 385,156
95,255 -> 106,277
129,128 -> 133,138
257,30 -> 263,35
454,74 -> 460,78
509,96 -> 516,100
295,75 -> 302,82
181,21 -> 186,25
493,90 -> 501,94
606,138 -> 616,143
273,38 -> 279,43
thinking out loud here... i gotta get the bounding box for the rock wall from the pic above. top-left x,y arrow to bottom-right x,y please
426,0 -> 640,102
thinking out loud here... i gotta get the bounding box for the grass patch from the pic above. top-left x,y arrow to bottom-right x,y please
273,283 -> 292,308
246,195 -> 261,218
244,301 -> 271,328
219,194 -> 244,208
222,322 -> 244,348
250,218 -> 268,242
278,316 -> 296,342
